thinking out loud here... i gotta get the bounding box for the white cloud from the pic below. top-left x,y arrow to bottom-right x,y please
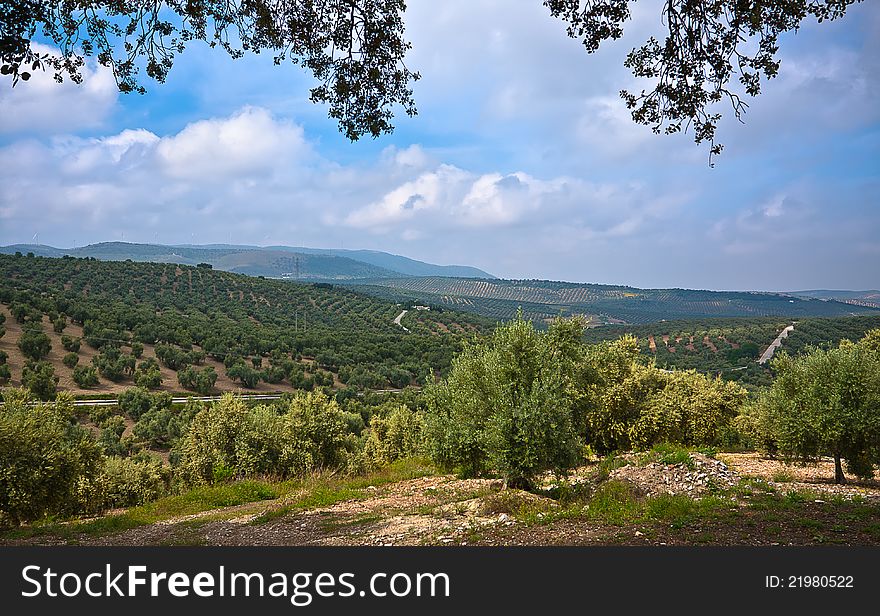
156,107 -> 309,180
0,44 -> 118,134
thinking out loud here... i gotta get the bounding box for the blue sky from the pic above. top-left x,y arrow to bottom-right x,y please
0,1 -> 878,291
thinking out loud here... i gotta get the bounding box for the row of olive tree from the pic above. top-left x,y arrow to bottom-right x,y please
738,330 -> 880,484
422,316 -> 747,488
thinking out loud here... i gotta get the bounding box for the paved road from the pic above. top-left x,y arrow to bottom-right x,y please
758,324 -> 795,364
393,309 -> 410,333
71,393 -> 284,407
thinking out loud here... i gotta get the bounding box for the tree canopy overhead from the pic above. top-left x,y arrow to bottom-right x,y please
0,1 -> 863,153
0,0 -> 419,141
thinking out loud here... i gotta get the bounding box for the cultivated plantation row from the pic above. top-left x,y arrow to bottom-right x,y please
349,277 -> 879,324
0,254 -> 489,397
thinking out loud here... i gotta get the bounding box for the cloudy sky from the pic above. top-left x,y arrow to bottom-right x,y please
1,1 -> 878,291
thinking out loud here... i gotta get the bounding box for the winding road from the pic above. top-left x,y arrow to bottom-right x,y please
758,324 -> 795,364
393,309 -> 410,333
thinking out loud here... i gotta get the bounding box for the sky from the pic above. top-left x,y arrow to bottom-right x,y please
0,1 -> 878,291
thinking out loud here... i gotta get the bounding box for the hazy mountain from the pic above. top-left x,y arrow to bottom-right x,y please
788,290 -> 880,309
0,242 -> 492,280
265,246 -> 495,279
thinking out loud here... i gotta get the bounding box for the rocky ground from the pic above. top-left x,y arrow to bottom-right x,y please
6,452 -> 879,547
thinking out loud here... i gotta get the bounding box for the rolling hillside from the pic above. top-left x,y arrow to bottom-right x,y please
0,254 -> 490,396
0,242 -> 494,280
345,277 -> 880,325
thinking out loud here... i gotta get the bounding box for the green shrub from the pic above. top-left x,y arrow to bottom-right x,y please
0,390 -> 103,525
118,388 -> 172,420
97,456 -> 170,509
178,365 -> 217,394
22,360 -> 58,400
631,370 -> 747,449
62,352 -> 80,368
363,404 -> 425,468
72,365 -> 99,388
18,327 -> 51,361
177,392 -> 356,485
132,405 -> 196,450
579,336 -> 667,453
61,335 -> 81,353
97,415 -> 131,456
92,347 -> 136,382
424,316 -> 583,488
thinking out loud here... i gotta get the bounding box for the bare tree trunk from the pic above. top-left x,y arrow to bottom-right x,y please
834,453 -> 846,485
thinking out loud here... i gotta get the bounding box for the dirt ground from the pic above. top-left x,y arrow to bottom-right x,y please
719,452 -> 880,498
7,453 -> 879,547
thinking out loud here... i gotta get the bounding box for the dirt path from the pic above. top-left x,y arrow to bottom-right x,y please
393,310 -> 409,333
758,324 -> 794,364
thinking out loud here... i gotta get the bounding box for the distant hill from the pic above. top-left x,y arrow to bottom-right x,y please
788,290 -> 880,309
0,242 -> 493,280
343,277 -> 880,325
265,246 -> 495,279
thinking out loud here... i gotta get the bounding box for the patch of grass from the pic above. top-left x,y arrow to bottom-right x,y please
642,443 -> 695,469
2,481 -> 278,541
644,494 -> 735,530
582,480 -> 643,525
772,469 -> 796,483
251,458 -> 436,525
796,518 -> 824,530
3,458 -> 436,542
594,454 -> 628,480
480,490 -> 555,521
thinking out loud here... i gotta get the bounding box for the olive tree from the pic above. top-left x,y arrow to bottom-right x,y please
424,316 -> 584,488
761,335 -> 880,483
0,390 -> 103,525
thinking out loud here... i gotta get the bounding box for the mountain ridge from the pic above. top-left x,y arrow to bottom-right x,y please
0,242 -> 494,280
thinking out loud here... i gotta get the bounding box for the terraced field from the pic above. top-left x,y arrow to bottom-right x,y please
345,277 -> 880,325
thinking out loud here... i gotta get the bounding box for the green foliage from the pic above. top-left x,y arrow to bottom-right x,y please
0,364 -> 10,383
132,404 -> 197,450
61,335 -> 81,352
284,390 -> 357,470
62,351 -> 79,368
0,390 -> 103,525
133,358 -> 163,389
363,404 -> 425,469
631,370 -> 747,449
177,391 -> 359,485
52,315 -> 66,333
178,365 -> 217,394
118,388 -> 172,420
579,335 -> 666,452
177,395 -> 305,485
95,456 -> 170,509
97,415 -> 130,456
72,365 -> 99,388
226,362 -> 262,388
92,347 -> 136,382
758,331 -> 880,483
425,316 -> 583,487
18,326 -> 51,361
22,360 -> 58,400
